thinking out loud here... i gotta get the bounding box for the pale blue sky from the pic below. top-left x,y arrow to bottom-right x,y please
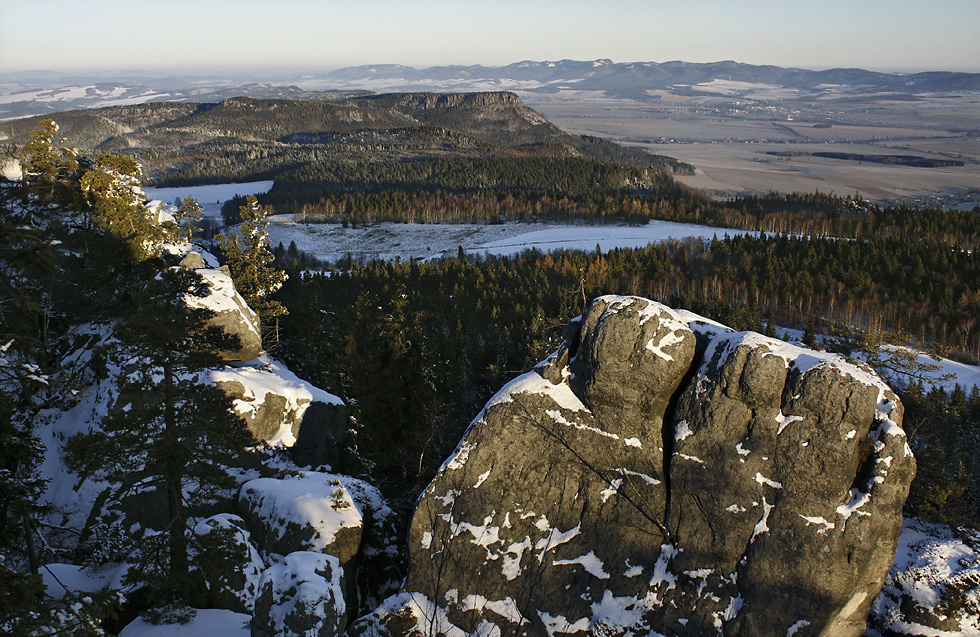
1,0 -> 977,74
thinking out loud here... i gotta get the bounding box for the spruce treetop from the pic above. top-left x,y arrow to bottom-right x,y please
218,195 -> 287,326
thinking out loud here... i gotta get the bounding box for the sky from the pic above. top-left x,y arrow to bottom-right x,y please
1,0 -> 978,76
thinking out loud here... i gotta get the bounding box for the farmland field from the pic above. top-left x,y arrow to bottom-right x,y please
524,90 -> 980,209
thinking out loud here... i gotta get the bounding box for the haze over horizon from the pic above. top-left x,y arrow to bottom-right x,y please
2,0 -> 978,77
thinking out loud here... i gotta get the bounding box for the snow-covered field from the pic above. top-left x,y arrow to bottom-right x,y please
262,217 -> 755,263
143,180 -> 274,220
143,179 -> 754,261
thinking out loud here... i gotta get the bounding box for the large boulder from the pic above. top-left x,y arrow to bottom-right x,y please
353,296 -> 915,637
208,355 -> 348,467
238,472 -> 365,565
189,513 -> 265,614
183,267 -> 263,362
251,551 -> 347,637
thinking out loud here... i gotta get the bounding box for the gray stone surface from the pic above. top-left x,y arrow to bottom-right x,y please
214,378 -> 348,467
185,267 -> 263,362
354,295 -> 915,637
179,251 -> 206,269
292,401 -> 348,468
190,513 -> 265,614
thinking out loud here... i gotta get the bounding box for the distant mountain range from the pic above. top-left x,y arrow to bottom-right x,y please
2,59 -> 979,121
316,59 -> 980,94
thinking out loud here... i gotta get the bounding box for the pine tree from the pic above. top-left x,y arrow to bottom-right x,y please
18,118 -> 80,211
65,266 -> 255,611
0,163 -> 56,592
173,196 -> 203,243
217,196 -> 287,342
81,155 -> 161,260
1,164 -> 119,633
0,342 -> 50,631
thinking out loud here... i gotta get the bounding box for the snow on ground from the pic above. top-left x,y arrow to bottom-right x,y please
870,519 -> 980,636
143,181 -> 274,220
119,609 -> 250,636
41,562 -> 130,598
263,217 -> 754,263
914,353 -> 980,393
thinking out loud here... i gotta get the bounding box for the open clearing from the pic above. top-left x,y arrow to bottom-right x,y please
261,218 -> 754,264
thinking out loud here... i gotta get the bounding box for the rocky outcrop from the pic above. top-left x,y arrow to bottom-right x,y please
251,551 -> 347,637
190,514 -> 265,614
182,263 -> 263,361
238,471 -> 397,634
239,472 -> 365,565
208,355 -> 348,467
179,251 -> 207,269
354,296 -> 915,637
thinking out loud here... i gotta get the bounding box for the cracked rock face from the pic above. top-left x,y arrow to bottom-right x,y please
353,296 -> 915,637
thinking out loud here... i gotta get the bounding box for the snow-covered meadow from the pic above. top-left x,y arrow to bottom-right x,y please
143,180 -> 275,221
261,218 -> 756,263
144,180 -> 755,262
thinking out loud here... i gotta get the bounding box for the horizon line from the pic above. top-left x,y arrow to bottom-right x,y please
3,58 -> 980,79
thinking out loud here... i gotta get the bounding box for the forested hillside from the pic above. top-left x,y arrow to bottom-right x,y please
2,93 -> 692,196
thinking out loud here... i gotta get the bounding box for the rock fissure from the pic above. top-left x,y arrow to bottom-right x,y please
514,399 -> 672,543
661,344 -> 704,541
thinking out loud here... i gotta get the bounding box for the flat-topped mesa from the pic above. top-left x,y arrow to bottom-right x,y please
352,295 -> 914,637
368,91 -> 529,110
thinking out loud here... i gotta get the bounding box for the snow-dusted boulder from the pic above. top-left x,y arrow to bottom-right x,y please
179,251 -> 207,269
353,296 -> 915,637
190,513 -> 265,614
208,355 -> 348,467
251,551 -> 347,637
868,519 -> 980,635
184,266 -> 262,362
239,472 -> 365,565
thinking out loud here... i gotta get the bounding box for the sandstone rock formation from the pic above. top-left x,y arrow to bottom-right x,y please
208,355 -> 348,467
251,551 -> 347,637
353,295 -> 915,637
181,263 -> 263,361
190,513 -> 265,614
239,471 -> 395,635
239,472 -> 365,566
